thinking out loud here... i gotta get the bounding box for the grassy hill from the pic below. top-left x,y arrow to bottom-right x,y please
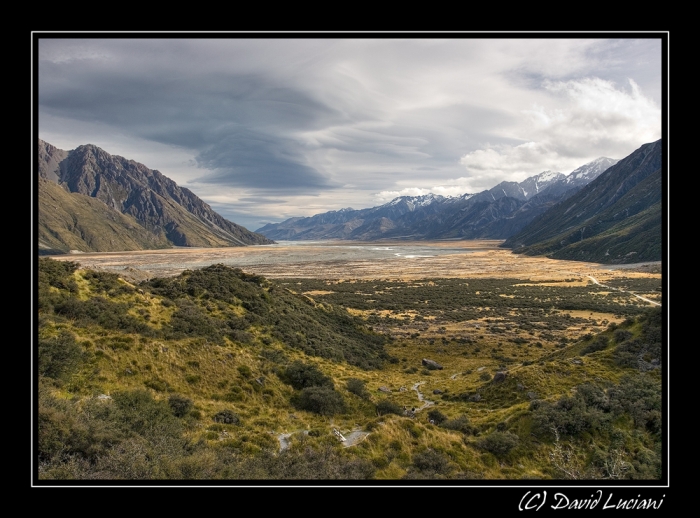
36,259 -> 663,481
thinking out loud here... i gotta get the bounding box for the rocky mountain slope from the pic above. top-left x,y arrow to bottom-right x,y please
38,140 -> 274,254
502,140 -> 662,263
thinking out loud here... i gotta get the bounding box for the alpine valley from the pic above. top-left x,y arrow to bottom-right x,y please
35,139 -> 664,483
256,140 -> 663,264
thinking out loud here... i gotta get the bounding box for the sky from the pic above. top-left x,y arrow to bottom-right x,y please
37,35 -> 664,231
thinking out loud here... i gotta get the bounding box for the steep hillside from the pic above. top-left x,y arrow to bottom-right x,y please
38,140 -> 274,253
502,140 -> 662,263
38,178 -> 172,254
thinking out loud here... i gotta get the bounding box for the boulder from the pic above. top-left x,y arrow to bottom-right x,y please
422,358 -> 444,370
492,371 -> 507,383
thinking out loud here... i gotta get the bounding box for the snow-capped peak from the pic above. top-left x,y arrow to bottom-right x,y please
566,157 -> 619,183
536,170 -> 562,183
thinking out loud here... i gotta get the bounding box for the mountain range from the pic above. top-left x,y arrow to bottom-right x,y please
255,157 -> 619,242
38,140 -> 274,254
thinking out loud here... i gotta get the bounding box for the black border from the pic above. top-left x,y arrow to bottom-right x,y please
31,32 -> 669,505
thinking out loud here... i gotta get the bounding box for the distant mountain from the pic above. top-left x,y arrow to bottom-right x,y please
502,140 -> 662,263
38,140 -> 274,254
256,159 -> 617,241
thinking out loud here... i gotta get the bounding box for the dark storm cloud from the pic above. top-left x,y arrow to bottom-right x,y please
39,42 -> 345,192
38,38 -> 662,222
193,129 -> 335,190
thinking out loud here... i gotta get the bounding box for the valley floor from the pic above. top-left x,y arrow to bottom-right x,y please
46,240 -> 662,286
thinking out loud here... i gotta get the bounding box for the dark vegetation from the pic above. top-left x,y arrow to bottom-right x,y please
283,277 -> 651,321
35,258 -> 663,481
523,309 -> 663,479
346,378 -> 370,399
144,265 -> 390,369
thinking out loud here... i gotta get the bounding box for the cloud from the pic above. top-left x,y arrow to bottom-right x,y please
459,76 -> 661,186
373,177 -> 486,203
193,129 -> 336,191
538,77 -> 661,156
38,38 -> 663,225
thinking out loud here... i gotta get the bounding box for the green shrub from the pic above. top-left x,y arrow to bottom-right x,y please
282,361 -> 334,390
168,394 -> 193,417
144,378 -> 169,392
213,410 -> 240,425
411,449 -> 453,475
427,409 -> 448,425
581,336 -> 609,355
614,329 -> 633,343
440,415 -> 472,434
237,365 -> 252,378
346,378 -> 370,399
111,389 -> 183,440
376,399 -> 403,416
478,431 -> 520,457
292,386 -> 346,416
38,258 -> 79,292
38,331 -> 84,381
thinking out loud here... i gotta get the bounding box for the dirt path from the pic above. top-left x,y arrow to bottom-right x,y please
585,275 -> 661,307
411,381 -> 435,411
342,429 -> 370,447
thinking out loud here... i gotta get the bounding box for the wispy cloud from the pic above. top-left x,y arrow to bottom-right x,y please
38,37 -> 663,230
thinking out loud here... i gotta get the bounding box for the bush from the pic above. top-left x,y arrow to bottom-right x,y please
376,399 -> 403,416
168,395 -> 194,417
346,378 -> 370,399
427,409 -> 448,425
283,361 -> 334,390
213,410 -> 240,425
38,331 -> 84,381
581,336 -> 609,355
478,431 -> 520,457
411,449 -> 453,475
111,389 -> 183,440
440,415 -> 472,434
38,258 -> 79,291
614,329 -> 633,343
292,386 -> 346,416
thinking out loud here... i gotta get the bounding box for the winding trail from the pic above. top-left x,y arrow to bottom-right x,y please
277,432 -> 293,452
411,382 -> 435,411
585,274 -> 661,307
342,428 -> 370,447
